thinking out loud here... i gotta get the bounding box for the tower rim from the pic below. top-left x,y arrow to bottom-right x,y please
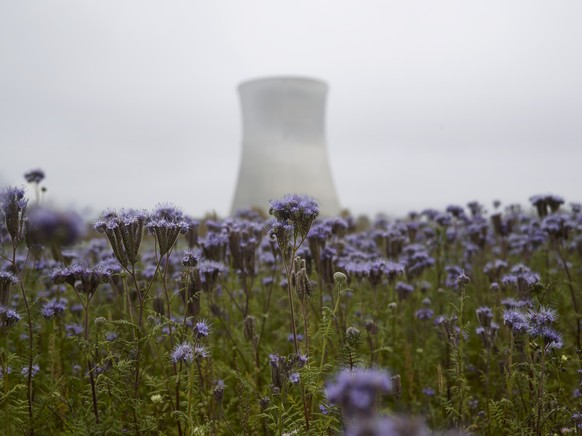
238,76 -> 328,92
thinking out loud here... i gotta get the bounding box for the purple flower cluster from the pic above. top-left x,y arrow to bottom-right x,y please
41,298 -> 68,318
503,306 -> 562,349
171,342 -> 194,364
325,368 -> 392,418
530,194 -> 564,217
50,264 -> 111,295
26,207 -> 85,247
0,271 -> 18,307
24,169 -> 45,184
501,265 -> 540,299
0,306 -> 21,328
94,209 -> 148,268
146,204 -> 190,256
1,186 -> 28,243
194,320 -> 210,338
269,194 -> 319,240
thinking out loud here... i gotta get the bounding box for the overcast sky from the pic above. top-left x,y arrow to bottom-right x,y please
1,1 -> 581,218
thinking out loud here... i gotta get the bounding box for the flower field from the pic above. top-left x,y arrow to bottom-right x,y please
1,172 -> 581,435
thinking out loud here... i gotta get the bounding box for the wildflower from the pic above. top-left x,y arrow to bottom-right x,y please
446,204 -> 465,218
151,394 -> 162,404
182,249 -> 200,267
0,271 -> 18,307
194,320 -> 210,338
503,310 -> 529,334
325,368 -> 392,418
456,271 -> 470,289
287,333 -> 304,342
1,186 -> 28,243
297,353 -> 308,367
94,209 -> 148,268
21,364 -> 40,378
526,306 -> 563,349
50,264 -> 110,295
476,307 -> 493,328
268,353 -> 280,368
40,298 -> 68,319
289,372 -> 300,384
25,207 -> 85,247
415,308 -> 434,321
198,260 -> 226,292
422,387 -> 435,397
530,194 -> 564,217
501,265 -> 540,299
269,194 -> 319,241
395,282 -> 414,300
194,345 -> 209,359
542,214 -> 574,240
0,306 -> 21,328
384,261 -> 405,283
146,204 -> 190,256
66,323 -> 84,336
268,220 -> 293,252
24,169 -> 45,184
171,342 -> 194,365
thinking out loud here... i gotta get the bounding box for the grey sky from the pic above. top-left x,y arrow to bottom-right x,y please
1,1 -> 581,218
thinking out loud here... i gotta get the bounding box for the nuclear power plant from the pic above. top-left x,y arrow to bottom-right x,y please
230,77 -> 341,216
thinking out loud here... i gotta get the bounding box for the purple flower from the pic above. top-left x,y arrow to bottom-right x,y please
476,307 -> 493,327
1,186 -> 28,242
287,333 -> 304,342
182,249 -> 200,267
395,282 -> 414,300
446,204 -> 465,218
384,261 -> 405,282
21,364 -> 40,378
0,271 -> 18,307
503,310 -> 529,333
269,354 -> 280,368
422,387 -> 435,397
194,345 -> 209,359
289,372 -> 300,384
415,308 -> 434,321
41,298 -> 68,319
50,264 -> 110,295
146,204 -> 190,256
94,209 -> 148,268
194,321 -> 210,338
269,194 -> 319,239
24,169 -> 45,184
501,265 -> 540,298
171,342 -> 194,364
198,260 -> 226,292
325,368 -> 392,418
26,207 -> 85,247
0,306 -> 21,328
66,323 -> 84,336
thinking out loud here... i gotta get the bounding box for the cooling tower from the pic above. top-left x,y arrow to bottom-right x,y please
230,77 -> 341,216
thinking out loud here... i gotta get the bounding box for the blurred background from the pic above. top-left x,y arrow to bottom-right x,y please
1,1 -> 581,218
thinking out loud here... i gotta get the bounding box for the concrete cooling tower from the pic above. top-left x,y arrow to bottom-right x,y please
230,77 -> 341,216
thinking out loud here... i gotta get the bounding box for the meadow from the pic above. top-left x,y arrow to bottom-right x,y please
1,171 -> 581,435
